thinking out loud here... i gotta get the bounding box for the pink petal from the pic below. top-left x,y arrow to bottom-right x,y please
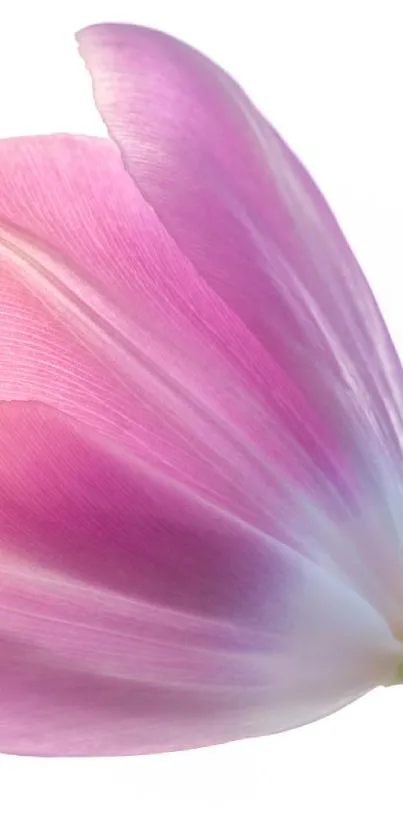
0,35 -> 401,753
0,401 -> 397,755
76,25 -> 403,623
77,24 -> 403,465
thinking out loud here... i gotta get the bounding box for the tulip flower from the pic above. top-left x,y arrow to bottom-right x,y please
0,22 -> 402,757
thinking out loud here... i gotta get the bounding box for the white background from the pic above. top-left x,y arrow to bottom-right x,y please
0,1 -> 403,836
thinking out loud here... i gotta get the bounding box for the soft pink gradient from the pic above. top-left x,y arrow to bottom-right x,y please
0,24 -> 401,756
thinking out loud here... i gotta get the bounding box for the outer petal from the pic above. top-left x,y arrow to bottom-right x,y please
76,25 -> 403,616
0,127 -> 400,752
76,23 -> 403,464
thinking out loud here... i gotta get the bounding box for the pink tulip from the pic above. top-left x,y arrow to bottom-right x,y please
0,22 -> 402,757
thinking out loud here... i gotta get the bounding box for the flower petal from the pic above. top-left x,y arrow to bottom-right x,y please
0,401 -> 398,756
76,22 -> 403,460
76,25 -> 403,621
